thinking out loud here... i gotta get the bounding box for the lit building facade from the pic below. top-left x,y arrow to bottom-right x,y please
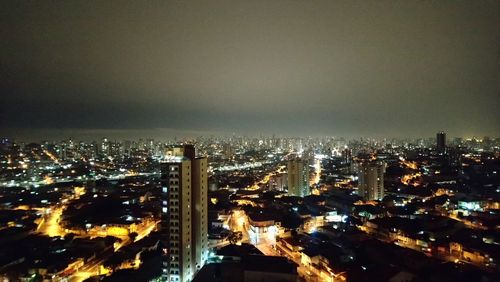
247,214 -> 280,245
161,145 -> 208,282
287,158 -> 310,197
357,161 -> 386,201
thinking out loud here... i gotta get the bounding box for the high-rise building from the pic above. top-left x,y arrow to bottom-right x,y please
268,173 -> 287,191
222,143 -> 233,160
191,156 -> 208,274
161,145 -> 208,282
357,161 -> 386,201
436,131 -> 446,153
100,137 -> 109,156
287,158 -> 310,197
341,148 -> 352,165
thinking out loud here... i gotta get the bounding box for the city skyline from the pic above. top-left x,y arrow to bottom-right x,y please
1,0 -> 499,138
1,1 -> 499,281
1,128 -> 499,144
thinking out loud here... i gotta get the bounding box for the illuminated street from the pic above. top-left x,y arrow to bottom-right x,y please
400,172 -> 422,186
228,209 -> 249,244
310,158 -> 322,186
135,220 -> 160,241
248,165 -> 286,190
37,206 -> 66,237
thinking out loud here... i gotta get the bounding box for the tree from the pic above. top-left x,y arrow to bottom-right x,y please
228,231 -> 242,244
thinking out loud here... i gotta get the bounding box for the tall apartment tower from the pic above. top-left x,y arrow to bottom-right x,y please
287,158 -> 310,197
342,148 -> 352,165
161,145 -> 208,282
436,131 -> 446,153
358,161 -> 386,201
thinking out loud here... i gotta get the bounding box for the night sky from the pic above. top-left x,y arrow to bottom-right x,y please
1,1 -> 499,140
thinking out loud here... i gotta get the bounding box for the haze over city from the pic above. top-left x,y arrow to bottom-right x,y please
1,0 -> 499,140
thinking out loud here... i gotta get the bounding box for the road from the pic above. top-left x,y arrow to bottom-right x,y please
358,226 -> 490,270
228,210 -> 250,244
229,162 -> 330,281
36,186 -> 85,237
35,185 -> 158,281
310,158 -> 322,186
258,243 -> 321,282
37,206 -> 67,237
248,165 -> 286,190
135,219 -> 159,241
67,247 -> 114,282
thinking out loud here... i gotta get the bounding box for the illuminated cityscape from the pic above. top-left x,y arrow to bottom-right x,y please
1,1 -> 499,282
0,135 -> 498,281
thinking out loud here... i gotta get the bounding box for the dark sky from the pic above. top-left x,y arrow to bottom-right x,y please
1,0 -> 499,139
